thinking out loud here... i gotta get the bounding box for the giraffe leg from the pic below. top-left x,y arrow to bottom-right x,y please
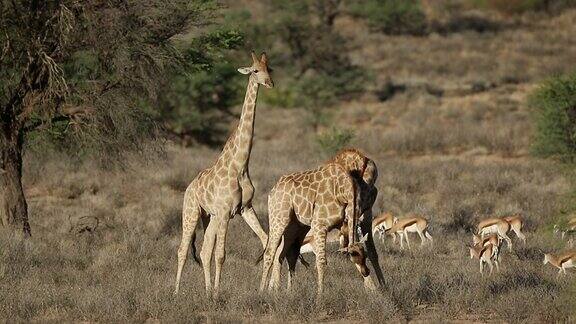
213,216 -> 230,296
241,206 -> 268,249
190,214 -> 210,265
174,190 -> 201,295
269,236 -> 285,290
312,227 -> 328,296
286,243 -> 300,290
260,211 -> 290,292
200,216 -> 219,295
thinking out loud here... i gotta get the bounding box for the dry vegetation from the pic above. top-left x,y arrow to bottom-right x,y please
2,4 -> 576,323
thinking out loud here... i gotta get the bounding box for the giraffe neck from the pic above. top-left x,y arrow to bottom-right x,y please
219,74 -> 259,172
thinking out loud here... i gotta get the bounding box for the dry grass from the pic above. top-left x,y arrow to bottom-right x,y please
2,6 -> 576,323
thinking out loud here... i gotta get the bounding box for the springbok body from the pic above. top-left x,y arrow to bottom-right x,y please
543,251 -> 576,276
554,216 -> 576,242
387,216 -> 433,249
502,214 -> 526,243
372,212 -> 397,242
472,233 -> 502,264
469,243 -> 500,275
477,218 -> 513,251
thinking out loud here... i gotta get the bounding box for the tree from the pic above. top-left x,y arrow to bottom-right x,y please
0,0 -> 217,235
530,73 -> 576,160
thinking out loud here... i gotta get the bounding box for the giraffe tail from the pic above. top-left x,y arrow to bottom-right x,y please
254,236 -> 268,265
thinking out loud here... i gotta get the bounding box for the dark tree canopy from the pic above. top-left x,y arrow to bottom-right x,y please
0,0 -> 225,234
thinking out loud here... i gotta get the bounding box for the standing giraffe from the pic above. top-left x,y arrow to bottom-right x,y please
174,52 -> 273,296
260,162 -> 360,296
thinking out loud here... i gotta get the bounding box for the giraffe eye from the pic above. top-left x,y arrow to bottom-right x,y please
253,69 -> 259,73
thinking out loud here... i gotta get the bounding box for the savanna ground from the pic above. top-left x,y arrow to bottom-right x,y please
2,4 -> 576,323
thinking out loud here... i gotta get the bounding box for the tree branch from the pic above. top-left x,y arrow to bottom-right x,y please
23,105 -> 94,133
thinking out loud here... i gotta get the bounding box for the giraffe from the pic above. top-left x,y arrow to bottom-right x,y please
174,52 -> 273,296
259,162 -> 361,296
329,148 -> 385,287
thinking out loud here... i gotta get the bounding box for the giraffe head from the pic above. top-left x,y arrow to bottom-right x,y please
237,52 -> 274,88
339,243 -> 370,277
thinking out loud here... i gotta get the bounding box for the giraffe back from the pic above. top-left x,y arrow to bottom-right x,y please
268,163 -> 357,228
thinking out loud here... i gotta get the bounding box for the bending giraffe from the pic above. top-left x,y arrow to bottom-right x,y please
329,149 -> 385,287
174,52 -> 273,296
260,162 -> 361,296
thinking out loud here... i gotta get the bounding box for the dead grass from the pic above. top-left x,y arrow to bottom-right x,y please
2,6 -> 576,323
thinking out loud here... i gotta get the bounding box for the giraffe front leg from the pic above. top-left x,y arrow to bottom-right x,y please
241,206 -> 268,249
312,228 -> 328,297
213,216 -> 230,296
200,217 -> 219,296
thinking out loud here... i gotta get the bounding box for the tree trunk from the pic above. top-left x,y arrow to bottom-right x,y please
0,128 -> 31,236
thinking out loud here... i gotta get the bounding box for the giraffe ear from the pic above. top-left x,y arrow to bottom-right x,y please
251,51 -> 259,64
238,67 -> 253,74
260,52 -> 268,65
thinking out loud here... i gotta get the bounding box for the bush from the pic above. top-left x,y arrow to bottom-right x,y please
477,0 -> 576,15
530,73 -> 576,160
154,29 -> 245,145
347,0 -> 427,35
233,0 -> 369,112
316,127 -> 355,157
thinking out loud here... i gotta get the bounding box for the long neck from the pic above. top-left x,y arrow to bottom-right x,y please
221,74 -> 259,171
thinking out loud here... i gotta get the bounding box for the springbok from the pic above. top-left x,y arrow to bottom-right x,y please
469,243 -> 499,275
477,214 -> 526,251
543,251 -> 576,276
372,212 -> 397,242
477,218 -> 513,251
502,214 -> 526,243
386,215 -> 433,249
553,216 -> 576,242
472,233 -> 502,264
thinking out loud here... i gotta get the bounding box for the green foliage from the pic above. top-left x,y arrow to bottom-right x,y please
1,0 -> 224,158
530,73 -> 576,160
231,0 -> 369,112
316,127 -> 355,157
473,0 -> 576,14
154,29 -> 245,145
347,0 -> 427,35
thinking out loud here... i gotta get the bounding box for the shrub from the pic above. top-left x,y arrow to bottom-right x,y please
347,0 -> 427,35
477,0 -> 576,15
154,29 -> 245,145
316,127 -> 355,157
234,0 -> 369,112
530,73 -> 576,160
